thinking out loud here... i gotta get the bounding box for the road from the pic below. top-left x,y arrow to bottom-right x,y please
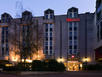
0,71 -> 102,77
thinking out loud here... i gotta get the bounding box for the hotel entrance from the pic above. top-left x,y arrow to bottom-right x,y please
65,61 -> 82,71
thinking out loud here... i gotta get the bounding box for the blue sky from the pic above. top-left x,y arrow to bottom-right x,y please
0,0 -> 96,18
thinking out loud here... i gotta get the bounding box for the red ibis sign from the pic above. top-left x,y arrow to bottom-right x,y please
66,18 -> 80,22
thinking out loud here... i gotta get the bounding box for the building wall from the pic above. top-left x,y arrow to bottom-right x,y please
0,7 -> 96,64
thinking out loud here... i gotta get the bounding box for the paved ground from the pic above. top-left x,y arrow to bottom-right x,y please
0,71 -> 102,77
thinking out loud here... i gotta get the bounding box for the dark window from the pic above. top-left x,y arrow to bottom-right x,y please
100,22 -> 102,39
74,32 -> 77,36
97,25 -> 99,41
74,36 -> 77,40
45,50 -> 48,55
69,50 -> 72,54
69,46 -> 72,49
69,32 -> 72,36
6,39 -> 8,43
50,37 -> 52,41
74,13 -> 78,18
45,15 -> 48,19
74,50 -> 77,54
50,42 -> 52,46
50,51 -> 52,54
45,46 -> 48,50
50,33 -> 52,37
69,41 -> 72,45
45,42 -> 48,46
74,45 -> 77,49
69,37 -> 72,40
50,28 -> 52,31
74,27 -> 77,31
69,12 -> 72,18
46,29 -> 48,32
69,22 -> 72,27
46,33 -> 48,37
69,27 -> 72,31
2,39 -> 4,43
45,24 -> 48,28
2,48 -> 4,56
50,14 -> 53,19
46,37 -> 48,41
50,46 -> 52,50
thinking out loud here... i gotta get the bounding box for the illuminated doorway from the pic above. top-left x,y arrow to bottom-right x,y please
66,61 -> 82,71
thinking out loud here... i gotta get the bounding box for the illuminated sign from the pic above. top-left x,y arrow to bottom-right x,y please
66,18 -> 80,22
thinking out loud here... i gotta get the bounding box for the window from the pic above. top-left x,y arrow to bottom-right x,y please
46,37 -> 48,41
50,28 -> 52,32
50,46 -> 52,50
69,22 -> 72,28
2,39 -> 4,43
50,33 -> 52,37
45,50 -> 48,55
74,36 -> 77,40
50,50 -> 52,54
69,32 -> 72,36
74,32 -> 77,36
45,46 -> 48,50
69,41 -> 72,45
69,36 -> 72,40
74,22 -> 77,27
97,25 -> 99,41
50,41 -> 52,46
74,12 -> 78,18
45,24 -> 48,28
100,22 -> 102,39
46,33 -> 48,37
45,15 -> 48,19
74,27 -> 77,31
69,50 -> 72,54
50,24 -> 53,28
50,37 -> 52,41
46,29 -> 48,32
74,45 -> 77,49
74,50 -> 77,54
50,14 -> 53,19
69,27 -> 72,31
45,42 -> 48,46
74,41 -> 77,45
2,48 -> 4,56
69,45 -> 72,49
69,12 -> 72,18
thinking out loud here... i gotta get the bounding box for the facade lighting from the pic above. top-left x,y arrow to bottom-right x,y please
57,58 -> 65,63
82,57 -> 91,62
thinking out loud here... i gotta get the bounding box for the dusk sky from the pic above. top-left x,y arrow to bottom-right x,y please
0,0 -> 96,18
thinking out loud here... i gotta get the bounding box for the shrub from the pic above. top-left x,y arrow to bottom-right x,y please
47,59 -> 65,71
32,60 -> 46,71
32,59 -> 66,72
3,66 -> 16,71
15,62 -> 31,71
83,64 -> 102,70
